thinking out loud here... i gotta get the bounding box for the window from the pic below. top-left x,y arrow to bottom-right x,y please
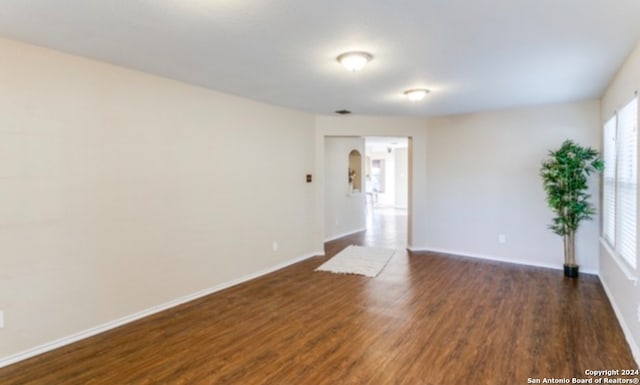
603,96 -> 638,268
602,116 -> 617,245
370,159 -> 386,193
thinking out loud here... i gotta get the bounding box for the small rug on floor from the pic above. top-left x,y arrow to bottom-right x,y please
315,245 -> 396,277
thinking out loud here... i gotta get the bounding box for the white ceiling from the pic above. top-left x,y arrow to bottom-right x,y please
1,1 -> 639,116
366,137 -> 408,153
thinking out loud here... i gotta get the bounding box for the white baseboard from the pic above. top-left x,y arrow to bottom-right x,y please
0,250 -> 322,369
407,246 -> 598,275
324,227 -> 366,242
599,277 -> 640,367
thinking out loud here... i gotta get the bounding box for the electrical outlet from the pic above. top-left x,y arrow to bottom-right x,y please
637,304 -> 640,323
498,234 -> 507,244
0,310 -> 4,329
272,241 -> 279,252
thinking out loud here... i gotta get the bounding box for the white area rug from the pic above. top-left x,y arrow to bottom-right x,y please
315,245 -> 396,277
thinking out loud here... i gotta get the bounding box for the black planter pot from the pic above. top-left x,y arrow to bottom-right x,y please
564,264 -> 579,278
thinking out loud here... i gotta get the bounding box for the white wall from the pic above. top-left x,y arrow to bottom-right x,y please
324,137 -> 366,240
599,40 -> 640,363
394,148 -> 409,209
315,116 -> 428,247
423,100 -> 602,272
0,38 -> 320,362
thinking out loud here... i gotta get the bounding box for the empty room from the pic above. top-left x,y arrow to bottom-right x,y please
1,1 -> 640,384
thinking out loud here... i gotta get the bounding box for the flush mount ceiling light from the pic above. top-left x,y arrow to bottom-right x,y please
404,88 -> 430,102
337,51 -> 373,72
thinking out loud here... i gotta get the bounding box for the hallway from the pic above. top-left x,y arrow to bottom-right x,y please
364,206 -> 408,249
328,204 -> 407,251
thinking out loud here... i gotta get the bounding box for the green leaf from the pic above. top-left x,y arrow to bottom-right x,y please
540,140 -> 603,234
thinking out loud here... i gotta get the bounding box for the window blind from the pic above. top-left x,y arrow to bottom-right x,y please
616,96 -> 638,268
603,115 -> 617,245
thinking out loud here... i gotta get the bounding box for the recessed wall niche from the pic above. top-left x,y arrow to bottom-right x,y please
348,149 -> 362,193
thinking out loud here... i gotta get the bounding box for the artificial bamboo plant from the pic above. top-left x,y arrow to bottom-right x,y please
540,140 -> 603,277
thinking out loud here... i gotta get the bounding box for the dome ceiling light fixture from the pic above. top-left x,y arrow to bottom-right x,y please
336,51 -> 373,72
404,88 -> 430,102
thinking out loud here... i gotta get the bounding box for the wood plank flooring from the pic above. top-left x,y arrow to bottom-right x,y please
0,220 -> 636,384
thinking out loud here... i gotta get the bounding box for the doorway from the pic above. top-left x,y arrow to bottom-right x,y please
364,137 -> 409,248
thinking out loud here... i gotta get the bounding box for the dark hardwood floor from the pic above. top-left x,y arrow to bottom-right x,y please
0,210 -> 635,384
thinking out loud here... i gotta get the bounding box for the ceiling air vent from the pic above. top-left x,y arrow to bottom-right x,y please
334,109 -> 352,115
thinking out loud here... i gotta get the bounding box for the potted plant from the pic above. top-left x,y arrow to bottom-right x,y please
540,139 -> 603,278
